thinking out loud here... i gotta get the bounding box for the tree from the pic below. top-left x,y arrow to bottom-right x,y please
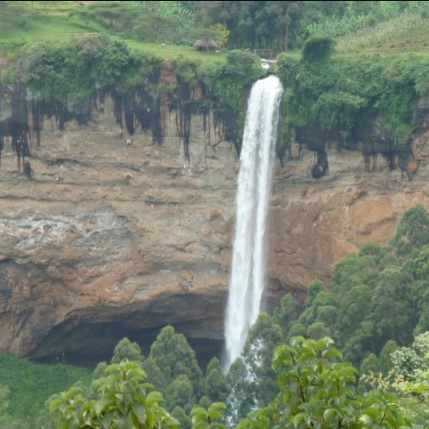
142,357 -> 167,391
208,23 -> 229,48
336,284 -> 372,344
360,353 -> 382,376
389,332 -> 429,381
239,336 -> 410,428
302,36 -> 335,61
111,337 -> 144,364
370,266 -> 416,348
202,358 -> 228,403
225,358 -> 251,427
165,374 -> 196,413
49,360 -> 179,429
241,313 -> 283,404
378,340 -> 398,375
272,336 -> 360,427
272,293 -> 298,333
225,313 -> 283,425
150,326 -> 203,396
391,205 -> 429,254
307,320 -> 332,339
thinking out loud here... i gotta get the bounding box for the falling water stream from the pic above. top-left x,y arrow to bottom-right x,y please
224,75 -> 284,371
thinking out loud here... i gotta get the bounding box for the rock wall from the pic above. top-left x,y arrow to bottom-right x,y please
1,77 -> 429,366
0,83 -> 238,365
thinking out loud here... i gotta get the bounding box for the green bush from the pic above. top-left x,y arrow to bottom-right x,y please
277,51 -> 429,150
20,35 -> 161,102
302,36 -> 335,61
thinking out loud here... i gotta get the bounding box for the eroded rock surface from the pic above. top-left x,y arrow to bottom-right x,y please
1,93 -> 429,365
0,103 -> 238,364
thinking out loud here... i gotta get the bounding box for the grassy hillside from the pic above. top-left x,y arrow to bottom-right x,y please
307,2 -> 429,56
0,1 -> 226,67
335,11 -> 429,54
2,1 -> 429,62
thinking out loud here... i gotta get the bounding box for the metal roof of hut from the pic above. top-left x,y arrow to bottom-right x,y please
193,37 -> 217,51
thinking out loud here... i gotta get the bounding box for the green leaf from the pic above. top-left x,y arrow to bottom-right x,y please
291,412 -> 305,426
321,347 -> 342,359
94,397 -> 111,415
192,406 -> 208,417
146,390 -> 164,406
133,402 -> 147,424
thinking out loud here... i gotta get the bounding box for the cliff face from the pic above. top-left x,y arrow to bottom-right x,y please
0,84 -> 237,364
1,77 -> 429,366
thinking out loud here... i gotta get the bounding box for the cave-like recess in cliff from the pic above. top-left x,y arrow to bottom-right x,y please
32,320 -> 224,368
29,291 -> 227,368
28,286 -> 288,368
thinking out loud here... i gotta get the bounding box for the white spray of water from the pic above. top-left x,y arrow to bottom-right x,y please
224,75 -> 284,371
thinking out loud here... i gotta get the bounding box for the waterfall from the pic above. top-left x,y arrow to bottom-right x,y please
224,75 -> 284,371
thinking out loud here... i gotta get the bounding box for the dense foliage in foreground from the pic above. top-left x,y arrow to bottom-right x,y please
45,336 -> 429,428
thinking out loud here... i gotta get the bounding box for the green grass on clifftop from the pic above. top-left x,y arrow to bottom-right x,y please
0,1 -> 226,67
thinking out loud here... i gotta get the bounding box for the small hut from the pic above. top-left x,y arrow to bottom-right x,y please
193,37 -> 217,52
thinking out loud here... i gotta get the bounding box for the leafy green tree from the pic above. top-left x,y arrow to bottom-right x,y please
286,321 -> 307,339
305,278 -> 325,304
415,288 -> 429,335
302,36 -> 335,61
49,360 -> 179,429
150,326 -> 203,396
363,362 -> 429,427
238,336 -> 410,428
370,266 -> 416,348
272,336 -> 360,427
360,353 -> 382,376
307,320 -> 332,339
93,361 -> 108,379
297,289 -> 333,328
208,23 -> 229,48
142,357 -> 167,391
21,35 -> 159,104
171,406 -> 191,429
315,304 -> 337,326
335,284 -> 372,354
165,374 -> 196,413
242,313 -> 283,403
389,332 -> 429,381
225,358 -> 251,427
391,205 -> 429,254
225,313 -> 284,425
378,340 -> 398,375
186,1 -> 345,52
111,337 -> 144,364
272,293 -> 298,334
198,396 -> 211,408
202,358 -> 228,403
